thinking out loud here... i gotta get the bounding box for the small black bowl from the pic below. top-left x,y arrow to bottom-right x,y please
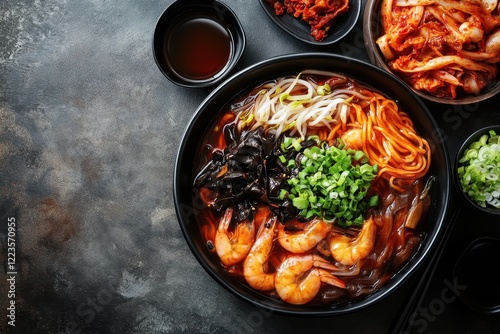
455,125 -> 500,215
454,237 -> 500,314
152,0 -> 246,88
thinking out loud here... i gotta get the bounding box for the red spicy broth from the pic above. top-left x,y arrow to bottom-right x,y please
192,72 -> 432,305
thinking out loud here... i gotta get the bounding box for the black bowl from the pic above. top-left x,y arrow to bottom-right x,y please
455,125 -> 500,215
259,0 -> 361,46
152,0 -> 246,88
173,53 -> 451,315
454,237 -> 500,314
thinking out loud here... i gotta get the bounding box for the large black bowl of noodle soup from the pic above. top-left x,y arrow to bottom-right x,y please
173,53 -> 451,315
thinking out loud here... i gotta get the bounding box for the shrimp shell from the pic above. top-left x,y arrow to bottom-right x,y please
329,217 -> 377,266
278,219 -> 332,254
215,208 -> 255,266
275,255 -> 346,305
243,215 -> 277,291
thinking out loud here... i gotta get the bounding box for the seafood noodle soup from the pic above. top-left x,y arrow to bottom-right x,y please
192,70 -> 434,305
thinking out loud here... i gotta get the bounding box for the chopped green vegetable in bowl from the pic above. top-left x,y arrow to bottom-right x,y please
279,136 -> 379,227
457,127 -> 500,213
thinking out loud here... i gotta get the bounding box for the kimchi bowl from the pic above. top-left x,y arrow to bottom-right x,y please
173,53 -> 451,315
363,0 -> 500,104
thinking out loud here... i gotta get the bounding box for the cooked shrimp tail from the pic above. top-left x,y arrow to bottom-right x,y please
243,212 -> 277,291
329,217 -> 377,266
275,255 -> 346,305
215,208 -> 255,266
278,219 -> 332,253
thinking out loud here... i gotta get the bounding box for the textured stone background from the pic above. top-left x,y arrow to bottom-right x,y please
0,1 -> 384,333
2,0 -> 499,333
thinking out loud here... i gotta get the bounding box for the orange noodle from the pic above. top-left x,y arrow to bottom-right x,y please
347,91 -> 431,191
235,70 -> 431,192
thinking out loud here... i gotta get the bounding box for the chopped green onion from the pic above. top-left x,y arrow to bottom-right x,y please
292,138 -> 302,151
279,189 -> 289,200
292,197 -> 309,210
283,140 -> 379,227
457,130 -> 500,209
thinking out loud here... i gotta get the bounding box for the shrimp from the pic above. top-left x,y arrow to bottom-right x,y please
277,219 -> 332,254
275,254 -> 346,305
243,215 -> 277,291
328,217 -> 377,266
215,208 -> 255,266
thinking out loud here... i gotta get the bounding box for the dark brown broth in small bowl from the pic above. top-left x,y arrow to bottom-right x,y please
153,0 -> 246,88
166,15 -> 232,81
